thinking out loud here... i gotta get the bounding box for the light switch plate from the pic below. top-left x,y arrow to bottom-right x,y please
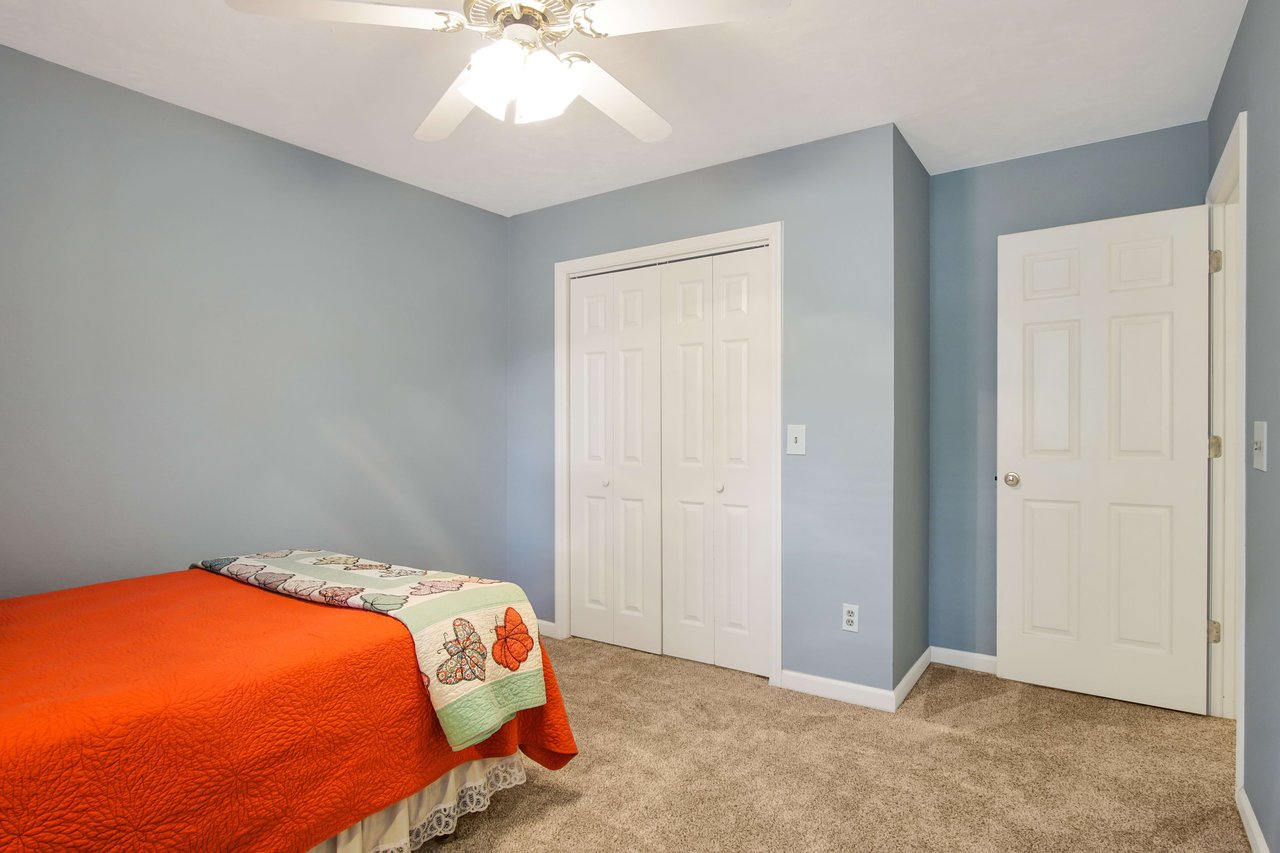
787,424 -> 806,455
1255,421 -> 1268,472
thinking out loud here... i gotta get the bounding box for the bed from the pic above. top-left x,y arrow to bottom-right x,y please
0,568 -> 577,851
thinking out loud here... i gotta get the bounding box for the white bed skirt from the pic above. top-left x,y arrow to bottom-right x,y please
307,754 -> 527,853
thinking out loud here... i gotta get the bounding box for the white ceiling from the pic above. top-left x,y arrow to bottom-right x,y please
0,0 -> 1246,216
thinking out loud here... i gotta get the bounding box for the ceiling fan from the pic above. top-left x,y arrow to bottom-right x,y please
227,0 -> 791,142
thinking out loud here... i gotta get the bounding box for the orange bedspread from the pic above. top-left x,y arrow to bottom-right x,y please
0,570 -> 577,852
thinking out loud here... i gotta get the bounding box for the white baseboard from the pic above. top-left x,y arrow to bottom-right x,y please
930,645 -> 998,674
538,620 -> 568,640
772,669 -> 897,712
893,647 -> 932,708
1238,786 -> 1271,853
772,648 -> 932,714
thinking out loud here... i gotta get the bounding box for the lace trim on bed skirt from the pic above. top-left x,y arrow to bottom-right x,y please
368,756 -> 527,853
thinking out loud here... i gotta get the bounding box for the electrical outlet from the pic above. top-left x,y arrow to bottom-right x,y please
842,603 -> 859,633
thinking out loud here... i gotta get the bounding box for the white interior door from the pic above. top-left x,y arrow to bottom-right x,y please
569,267 -> 662,653
661,256 -> 716,664
612,267 -> 663,653
568,272 -> 614,644
996,206 -> 1209,714
570,243 -> 774,675
709,248 -> 774,677
660,248 -> 774,677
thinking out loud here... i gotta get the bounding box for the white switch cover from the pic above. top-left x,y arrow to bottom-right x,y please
1255,421 -> 1268,472
787,425 -> 807,455
842,603 -> 859,633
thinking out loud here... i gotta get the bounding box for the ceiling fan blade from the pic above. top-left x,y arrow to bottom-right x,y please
566,55 -> 671,143
227,0 -> 466,32
415,67 -> 476,141
571,0 -> 790,38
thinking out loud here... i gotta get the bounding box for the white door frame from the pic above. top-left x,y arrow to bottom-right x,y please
1206,114 -> 1247,779
547,222 -> 785,683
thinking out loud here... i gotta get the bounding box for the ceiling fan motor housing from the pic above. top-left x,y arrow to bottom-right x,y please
464,0 -> 576,43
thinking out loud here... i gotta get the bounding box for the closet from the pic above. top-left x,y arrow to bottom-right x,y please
568,245 -> 774,677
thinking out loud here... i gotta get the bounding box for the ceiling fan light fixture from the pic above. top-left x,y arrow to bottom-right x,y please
514,47 -> 580,124
226,0 -> 793,141
460,38 -> 525,120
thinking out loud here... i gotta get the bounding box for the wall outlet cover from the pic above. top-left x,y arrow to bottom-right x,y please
841,603 -> 859,633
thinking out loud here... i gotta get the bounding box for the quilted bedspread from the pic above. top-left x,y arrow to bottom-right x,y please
195,550 -> 546,750
0,570 -> 577,852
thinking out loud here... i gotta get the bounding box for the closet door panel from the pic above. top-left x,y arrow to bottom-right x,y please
712,248 -> 773,677
569,274 -> 615,644
661,257 -> 716,664
611,266 -> 663,653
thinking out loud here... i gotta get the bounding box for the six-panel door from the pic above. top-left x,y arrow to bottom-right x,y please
996,206 -> 1209,714
569,267 -> 662,654
708,248 -> 773,676
659,248 -> 774,675
570,247 -> 774,676
660,257 -> 717,665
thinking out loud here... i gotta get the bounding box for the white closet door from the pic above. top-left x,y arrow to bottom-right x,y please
661,256 -> 716,664
611,267 -> 663,653
710,247 -> 773,677
569,273 -> 616,644
574,245 -> 773,674
569,268 -> 662,652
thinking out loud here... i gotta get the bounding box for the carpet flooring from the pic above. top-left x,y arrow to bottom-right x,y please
437,637 -> 1246,852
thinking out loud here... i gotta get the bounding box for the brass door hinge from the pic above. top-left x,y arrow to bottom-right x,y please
1209,620 -> 1223,644
1210,250 -> 1224,274
1210,435 -> 1223,459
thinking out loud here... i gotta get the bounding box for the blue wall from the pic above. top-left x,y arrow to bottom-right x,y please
0,46 -> 511,596
928,123 -> 1210,655
505,126 -> 921,688
892,127 -> 932,683
1209,0 -> 1280,844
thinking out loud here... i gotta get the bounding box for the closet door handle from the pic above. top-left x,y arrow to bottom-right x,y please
602,479 -> 611,488
716,484 -> 725,494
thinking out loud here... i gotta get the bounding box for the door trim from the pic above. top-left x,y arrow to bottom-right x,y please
550,222 -> 784,683
1207,113 -> 1248,781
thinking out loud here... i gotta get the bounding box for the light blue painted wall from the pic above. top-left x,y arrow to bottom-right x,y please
0,46 -> 511,596
891,127 -> 931,683
1209,0 -> 1280,845
928,123 -> 1210,655
505,126 -> 913,688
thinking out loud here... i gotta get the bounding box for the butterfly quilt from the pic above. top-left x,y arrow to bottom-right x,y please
194,549 -> 545,750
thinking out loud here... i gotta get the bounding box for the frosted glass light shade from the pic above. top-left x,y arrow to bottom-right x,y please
460,40 -> 580,125
460,39 -> 525,120
514,48 -> 581,124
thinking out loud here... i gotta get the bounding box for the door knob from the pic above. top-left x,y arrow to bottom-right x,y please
716,484 -> 725,494
602,479 -> 610,488
1003,472 -> 1021,487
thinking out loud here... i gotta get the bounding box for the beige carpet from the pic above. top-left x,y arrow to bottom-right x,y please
436,638 -> 1246,852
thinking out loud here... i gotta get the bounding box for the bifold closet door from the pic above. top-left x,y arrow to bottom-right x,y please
568,267 -> 663,653
661,256 -> 716,665
662,247 -> 773,677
